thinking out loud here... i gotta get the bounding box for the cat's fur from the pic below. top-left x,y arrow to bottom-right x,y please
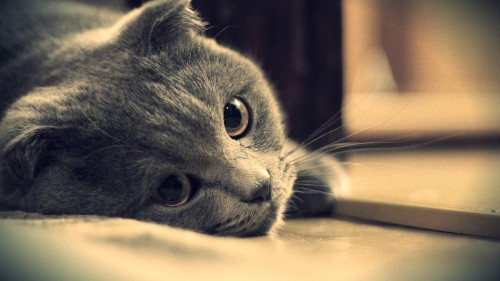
0,0 -> 344,236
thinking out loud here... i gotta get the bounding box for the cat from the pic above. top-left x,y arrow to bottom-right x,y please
0,0 -> 346,236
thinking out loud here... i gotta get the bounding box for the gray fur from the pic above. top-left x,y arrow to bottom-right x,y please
0,0 -> 343,236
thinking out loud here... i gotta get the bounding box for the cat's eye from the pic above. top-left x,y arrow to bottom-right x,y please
153,173 -> 192,206
224,97 -> 250,138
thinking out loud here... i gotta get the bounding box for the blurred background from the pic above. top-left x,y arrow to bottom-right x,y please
342,0 -> 500,141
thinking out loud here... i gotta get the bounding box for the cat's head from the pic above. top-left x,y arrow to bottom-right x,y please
0,0 -> 296,236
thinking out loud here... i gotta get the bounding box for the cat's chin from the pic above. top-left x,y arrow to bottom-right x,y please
201,201 -> 278,237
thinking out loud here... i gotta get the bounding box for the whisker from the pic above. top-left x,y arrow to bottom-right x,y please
290,132 -> 461,167
281,111 -> 343,160
81,144 -> 143,160
284,196 -> 305,218
282,91 -> 410,160
293,170 -> 337,177
341,91 -> 419,142
283,91 -> 420,161
292,182 -> 330,188
286,195 -> 302,208
328,133 -> 464,156
286,122 -> 346,159
213,26 -> 232,40
339,161 -> 417,170
289,140 -> 404,165
293,186 -> 332,195
79,108 -> 125,144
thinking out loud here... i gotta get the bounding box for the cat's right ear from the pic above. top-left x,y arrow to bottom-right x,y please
0,124 -> 63,207
116,0 -> 205,53
0,126 -> 66,185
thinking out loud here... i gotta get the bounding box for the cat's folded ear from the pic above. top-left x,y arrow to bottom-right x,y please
1,126 -> 65,184
117,0 -> 205,53
0,125 -> 60,206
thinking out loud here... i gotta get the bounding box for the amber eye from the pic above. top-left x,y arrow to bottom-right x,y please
153,173 -> 192,206
224,97 -> 250,138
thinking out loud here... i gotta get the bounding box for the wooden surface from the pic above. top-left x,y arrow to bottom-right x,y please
1,217 -> 499,281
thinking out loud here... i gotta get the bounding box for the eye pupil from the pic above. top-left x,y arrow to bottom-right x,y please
224,104 -> 242,129
158,176 -> 184,202
154,173 -> 191,206
224,97 -> 250,138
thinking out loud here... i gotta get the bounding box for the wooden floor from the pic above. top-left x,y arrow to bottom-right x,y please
1,216 -> 499,281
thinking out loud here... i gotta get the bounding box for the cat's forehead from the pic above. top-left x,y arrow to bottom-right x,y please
77,39 -> 285,159
138,37 -> 271,104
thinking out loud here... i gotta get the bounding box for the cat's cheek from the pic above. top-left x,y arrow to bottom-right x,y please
268,162 -> 297,234
15,163 -> 140,216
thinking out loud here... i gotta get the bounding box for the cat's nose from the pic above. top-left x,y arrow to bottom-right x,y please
227,160 -> 272,203
242,180 -> 271,203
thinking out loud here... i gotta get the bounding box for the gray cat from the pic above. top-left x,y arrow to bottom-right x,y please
0,0 -> 345,236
